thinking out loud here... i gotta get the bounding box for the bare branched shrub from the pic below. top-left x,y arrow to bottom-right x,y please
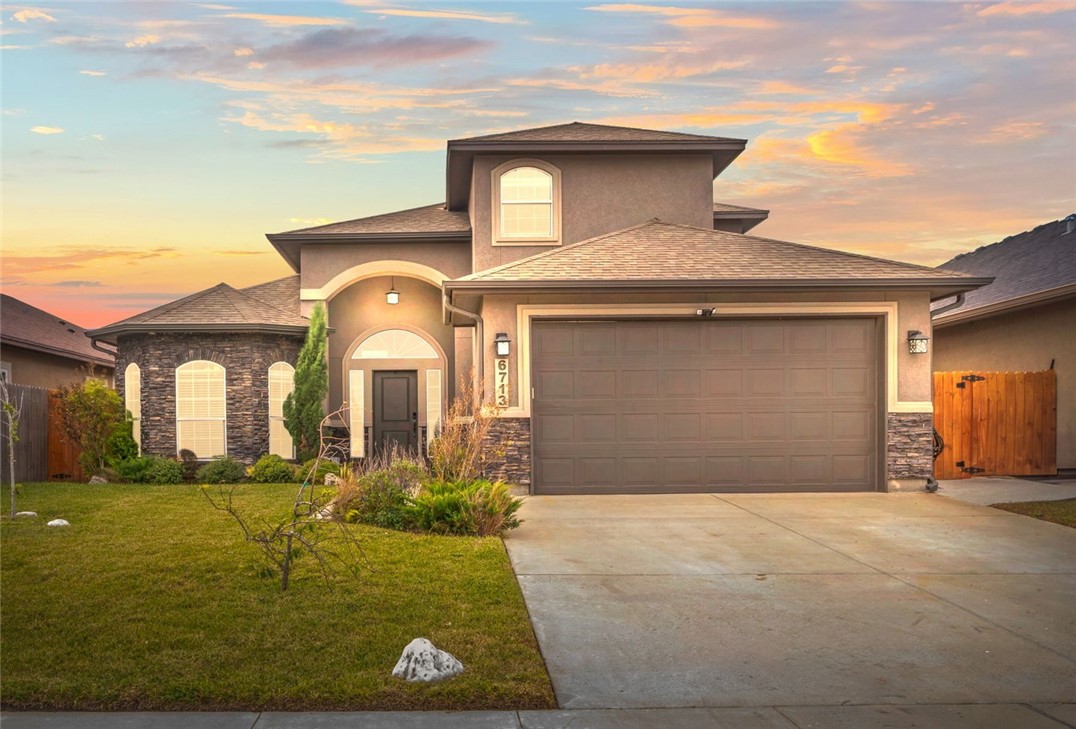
428,374 -> 503,483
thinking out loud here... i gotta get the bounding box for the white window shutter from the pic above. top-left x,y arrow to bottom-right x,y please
125,363 -> 141,454
426,369 -> 442,455
349,370 -> 364,458
268,362 -> 295,458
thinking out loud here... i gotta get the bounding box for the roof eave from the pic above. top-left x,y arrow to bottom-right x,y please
933,281 -> 1076,329
0,335 -> 115,367
446,277 -> 994,298
86,322 -> 310,346
446,139 -> 747,210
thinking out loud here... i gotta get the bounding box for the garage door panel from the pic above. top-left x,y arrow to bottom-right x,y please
532,319 -> 879,493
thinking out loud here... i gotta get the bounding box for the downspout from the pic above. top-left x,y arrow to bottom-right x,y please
442,290 -> 484,386
930,292 -> 965,319
90,338 -> 118,358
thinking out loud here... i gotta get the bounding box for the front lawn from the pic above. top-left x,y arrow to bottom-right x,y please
991,497 -> 1076,528
0,482 -> 554,711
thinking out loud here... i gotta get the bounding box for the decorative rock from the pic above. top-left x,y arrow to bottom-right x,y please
47,519 -> 70,527
89,476 -> 108,484
392,638 -> 464,683
14,511 -> 38,518
324,473 -> 343,487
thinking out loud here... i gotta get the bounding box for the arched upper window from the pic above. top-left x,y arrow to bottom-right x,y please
493,161 -> 560,244
124,363 -> 141,454
175,360 -> 226,459
353,329 -> 439,360
268,362 -> 295,459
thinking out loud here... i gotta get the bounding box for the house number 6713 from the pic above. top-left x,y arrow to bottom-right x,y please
495,358 -> 510,407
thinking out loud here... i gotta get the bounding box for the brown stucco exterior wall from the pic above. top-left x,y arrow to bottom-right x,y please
300,241 -> 472,291
325,276 -> 455,417
933,296 -> 1076,469
115,332 -> 302,463
470,153 -> 715,272
0,344 -> 113,389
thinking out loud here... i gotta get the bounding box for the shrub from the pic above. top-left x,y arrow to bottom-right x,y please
341,457 -> 429,530
177,449 -> 200,482
196,456 -> 246,484
105,414 -> 139,466
428,375 -> 506,483
248,454 -> 299,483
407,479 -> 522,536
284,302 -> 328,459
143,457 -> 184,484
297,457 -> 340,485
56,378 -> 126,476
113,456 -> 153,483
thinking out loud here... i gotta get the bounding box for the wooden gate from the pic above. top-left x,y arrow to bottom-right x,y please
933,370 -> 1057,480
47,391 -> 84,482
0,383 -> 49,484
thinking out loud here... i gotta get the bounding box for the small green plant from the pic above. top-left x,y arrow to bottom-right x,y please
56,378 -> 127,476
284,302 -> 328,459
177,449 -> 200,482
196,456 -> 246,484
105,413 -> 139,466
248,454 -> 299,483
341,457 -> 429,530
298,457 -> 340,485
143,457 -> 184,484
114,456 -> 154,483
407,479 -> 523,536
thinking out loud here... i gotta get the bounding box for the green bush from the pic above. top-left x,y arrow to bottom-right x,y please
105,414 -> 139,466
195,456 -> 246,484
297,458 -> 340,485
407,479 -> 522,536
248,454 -> 299,483
342,459 -> 428,530
143,457 -> 184,484
113,456 -> 154,483
177,450 -> 200,482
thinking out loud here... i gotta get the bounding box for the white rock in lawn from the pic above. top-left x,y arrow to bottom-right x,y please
89,475 -> 108,484
392,638 -> 464,682
14,511 -> 38,518
47,519 -> 70,527
324,473 -> 343,486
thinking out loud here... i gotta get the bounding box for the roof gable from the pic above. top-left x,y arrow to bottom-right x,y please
451,121 -> 744,144
272,203 -> 470,237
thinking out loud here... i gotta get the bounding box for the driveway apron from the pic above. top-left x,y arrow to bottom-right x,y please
503,493 -> 1076,710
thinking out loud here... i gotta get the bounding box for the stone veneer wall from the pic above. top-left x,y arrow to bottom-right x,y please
115,332 -> 303,464
886,412 -> 934,482
482,417 -> 531,489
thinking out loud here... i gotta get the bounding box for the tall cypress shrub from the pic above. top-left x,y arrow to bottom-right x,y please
283,302 -> 328,459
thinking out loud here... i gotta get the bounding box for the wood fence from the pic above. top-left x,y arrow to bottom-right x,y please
47,390 -> 84,482
933,370 -> 1057,480
0,383 -> 49,484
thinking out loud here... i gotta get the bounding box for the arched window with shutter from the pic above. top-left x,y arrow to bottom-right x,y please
124,362 -> 141,454
175,360 -> 226,458
268,362 -> 295,458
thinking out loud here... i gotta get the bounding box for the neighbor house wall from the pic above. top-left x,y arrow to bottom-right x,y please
0,344 -> 113,389
115,332 -> 302,463
470,153 -> 715,272
933,296 -> 1076,470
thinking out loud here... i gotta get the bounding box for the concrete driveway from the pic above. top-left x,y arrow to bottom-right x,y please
503,493 -> 1076,711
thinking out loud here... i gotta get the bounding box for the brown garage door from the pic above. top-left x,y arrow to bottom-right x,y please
531,318 -> 879,494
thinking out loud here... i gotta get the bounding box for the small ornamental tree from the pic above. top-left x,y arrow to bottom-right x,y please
57,378 -> 126,476
283,302 -> 328,460
1,380 -> 23,517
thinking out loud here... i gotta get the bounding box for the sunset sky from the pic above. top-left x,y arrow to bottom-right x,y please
2,1 -> 1074,328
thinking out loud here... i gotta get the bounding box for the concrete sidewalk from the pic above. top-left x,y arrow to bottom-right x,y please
936,476 -> 1076,506
3,705 -> 1075,728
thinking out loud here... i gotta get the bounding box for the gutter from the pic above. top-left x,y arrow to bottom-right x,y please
932,282 -> 1076,328
442,291 -> 484,385
0,334 -> 114,367
444,277 -> 996,296
90,338 -> 118,359
930,292 -> 965,319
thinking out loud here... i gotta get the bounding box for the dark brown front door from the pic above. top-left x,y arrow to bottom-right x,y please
373,370 -> 418,455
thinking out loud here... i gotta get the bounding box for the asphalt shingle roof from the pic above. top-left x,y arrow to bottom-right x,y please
934,215 -> 1076,316
713,202 -> 768,215
275,203 -> 470,236
241,275 -> 301,315
0,294 -> 114,366
458,220 -> 977,284
452,121 -> 744,144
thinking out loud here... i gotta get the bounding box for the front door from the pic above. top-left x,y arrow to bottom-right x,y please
373,370 -> 418,456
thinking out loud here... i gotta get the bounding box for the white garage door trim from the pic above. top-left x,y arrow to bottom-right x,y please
498,301 -> 930,419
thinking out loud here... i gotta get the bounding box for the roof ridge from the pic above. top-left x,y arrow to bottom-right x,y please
115,283 -> 229,326
240,274 -> 299,292
277,203 -> 449,235
462,219 -> 662,281
656,220 -> 972,278
236,283 -> 306,323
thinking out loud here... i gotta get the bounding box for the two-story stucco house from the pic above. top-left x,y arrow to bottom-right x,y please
87,122 -> 989,494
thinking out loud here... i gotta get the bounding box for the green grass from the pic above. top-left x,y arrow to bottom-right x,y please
0,482 -> 555,711
991,498 -> 1076,528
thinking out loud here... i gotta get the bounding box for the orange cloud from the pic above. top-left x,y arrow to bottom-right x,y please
585,3 -> 778,29
978,1 -> 1073,17
124,34 -> 160,48
218,12 -> 348,27
806,126 -> 911,177
30,125 -> 64,134
977,120 -> 1047,142
357,6 -> 525,25
11,8 -> 55,22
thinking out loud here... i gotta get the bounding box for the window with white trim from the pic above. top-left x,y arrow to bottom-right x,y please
175,360 -> 226,458
268,362 -> 295,459
494,161 -> 560,244
124,362 -> 141,454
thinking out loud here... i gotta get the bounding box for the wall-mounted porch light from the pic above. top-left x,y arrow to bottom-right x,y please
494,332 -> 511,357
907,330 -> 929,354
386,278 -> 400,305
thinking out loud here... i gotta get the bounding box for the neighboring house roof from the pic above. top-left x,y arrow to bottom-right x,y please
448,220 -> 990,298
452,121 -> 744,144
445,122 -> 747,210
267,204 -> 471,271
713,202 -> 769,233
86,282 -> 308,344
933,215 -> 1076,326
0,294 -> 114,367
